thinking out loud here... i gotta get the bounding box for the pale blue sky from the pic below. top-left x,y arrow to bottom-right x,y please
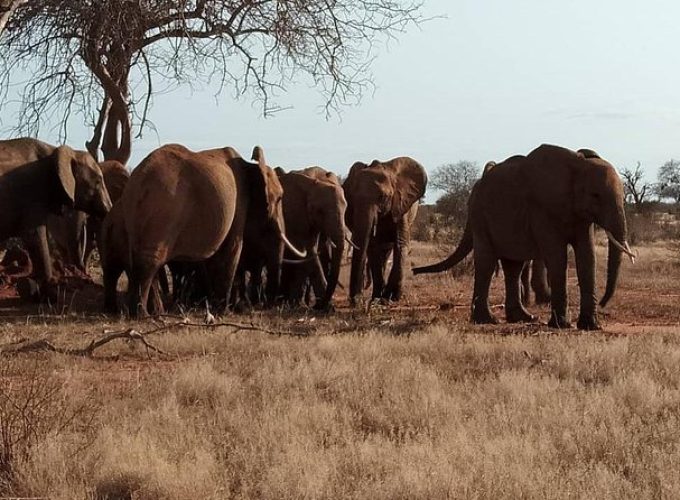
5,0 -> 680,201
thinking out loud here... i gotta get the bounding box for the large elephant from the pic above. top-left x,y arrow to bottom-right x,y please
414,144 -> 635,330
0,138 -> 112,293
276,166 -> 348,309
343,157 -> 427,304
120,144 -> 305,317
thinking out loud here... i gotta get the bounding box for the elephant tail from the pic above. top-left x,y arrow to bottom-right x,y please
412,220 -> 473,275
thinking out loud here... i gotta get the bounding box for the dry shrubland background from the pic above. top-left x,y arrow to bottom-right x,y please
0,233 -> 679,499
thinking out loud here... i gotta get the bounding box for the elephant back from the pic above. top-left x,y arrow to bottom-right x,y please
122,144 -> 238,262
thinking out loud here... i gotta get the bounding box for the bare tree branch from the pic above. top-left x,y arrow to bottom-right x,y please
1,0 -> 425,161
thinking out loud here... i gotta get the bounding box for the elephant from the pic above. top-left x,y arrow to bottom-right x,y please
343,157 -> 427,305
0,138 -> 112,295
275,165 -> 348,309
119,144 -> 305,317
414,144 -> 635,330
26,160 -> 128,277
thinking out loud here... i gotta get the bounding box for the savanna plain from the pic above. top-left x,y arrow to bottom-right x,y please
1,235 -> 680,499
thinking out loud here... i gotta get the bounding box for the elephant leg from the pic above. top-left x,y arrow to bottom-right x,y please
310,255 -> 329,309
384,217 -> 411,301
209,233 -> 243,313
304,279 -> 314,306
471,248 -> 498,324
502,259 -> 536,323
368,243 -> 388,300
128,256 -> 161,318
103,262 -> 124,314
148,275 -> 166,316
22,225 -> 57,301
520,261 -> 531,306
531,259 -> 551,304
544,246 -> 570,329
249,266 -> 264,306
573,226 -> 600,331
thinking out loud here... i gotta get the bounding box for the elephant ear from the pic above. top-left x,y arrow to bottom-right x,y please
53,145 -> 76,207
391,158 -> 427,221
577,148 -> 601,160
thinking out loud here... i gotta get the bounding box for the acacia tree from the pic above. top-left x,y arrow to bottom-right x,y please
431,160 -> 479,228
0,1 -> 423,163
655,159 -> 680,203
619,162 -> 651,212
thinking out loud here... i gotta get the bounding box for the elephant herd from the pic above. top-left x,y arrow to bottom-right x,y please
0,138 -> 633,330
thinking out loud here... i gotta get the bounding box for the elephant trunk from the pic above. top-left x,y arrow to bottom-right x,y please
322,233 -> 345,306
412,217 -> 473,274
349,208 -> 376,302
264,240 -> 284,306
599,209 -> 631,307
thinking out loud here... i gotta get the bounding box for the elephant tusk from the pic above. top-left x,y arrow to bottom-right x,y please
282,257 -> 315,265
280,233 -> 307,258
80,224 -> 88,267
605,231 -> 637,264
329,240 -> 337,249
345,236 -> 359,250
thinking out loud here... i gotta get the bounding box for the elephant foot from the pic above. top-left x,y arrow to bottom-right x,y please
104,299 -> 119,315
349,295 -> 362,308
577,313 -> 602,331
17,277 -> 41,302
382,285 -> 402,302
313,301 -> 335,314
548,312 -> 572,329
471,305 -> 499,325
506,306 -> 537,324
232,301 -> 251,314
17,278 -> 60,304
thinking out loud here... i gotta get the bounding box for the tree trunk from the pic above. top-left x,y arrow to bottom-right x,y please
0,0 -> 26,35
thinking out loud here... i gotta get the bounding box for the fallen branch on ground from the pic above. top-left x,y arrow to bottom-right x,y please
0,328 -> 167,357
0,320 -> 298,358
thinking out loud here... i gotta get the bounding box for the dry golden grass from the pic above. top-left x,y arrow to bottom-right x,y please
0,239 -> 679,499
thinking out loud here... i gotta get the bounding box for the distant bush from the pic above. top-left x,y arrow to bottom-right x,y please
626,210 -> 680,245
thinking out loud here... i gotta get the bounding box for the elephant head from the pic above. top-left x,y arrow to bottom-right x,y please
573,148 -> 634,307
246,146 -> 306,303
99,160 -> 130,202
343,157 -> 427,302
52,145 -> 112,217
